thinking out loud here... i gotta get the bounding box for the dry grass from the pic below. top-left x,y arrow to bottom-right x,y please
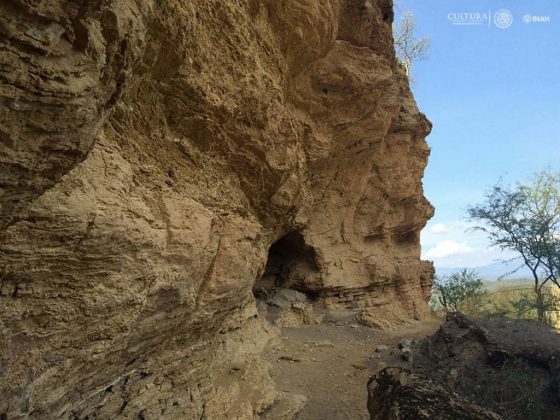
456,280 -> 560,328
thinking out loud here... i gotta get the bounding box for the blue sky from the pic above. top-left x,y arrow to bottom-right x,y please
394,1 -> 560,271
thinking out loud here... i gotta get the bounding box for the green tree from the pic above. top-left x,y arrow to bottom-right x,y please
468,171 -> 560,323
432,269 -> 486,312
393,11 -> 430,76
511,291 -> 560,322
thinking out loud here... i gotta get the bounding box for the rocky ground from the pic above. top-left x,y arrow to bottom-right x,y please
257,288 -> 560,420
366,313 -> 560,420
257,295 -> 441,419
410,314 -> 560,420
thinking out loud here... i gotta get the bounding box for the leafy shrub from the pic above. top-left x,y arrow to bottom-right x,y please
430,269 -> 486,313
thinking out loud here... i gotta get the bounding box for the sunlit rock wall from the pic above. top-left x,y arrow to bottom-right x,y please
0,0 -> 433,417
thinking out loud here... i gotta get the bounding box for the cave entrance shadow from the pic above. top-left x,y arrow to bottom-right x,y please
253,231 -> 320,323
254,231 -> 319,297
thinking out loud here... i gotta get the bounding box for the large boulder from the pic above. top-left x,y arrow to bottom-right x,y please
367,367 -> 501,419
414,313 -> 560,417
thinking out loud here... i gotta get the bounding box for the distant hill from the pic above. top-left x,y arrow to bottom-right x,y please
435,259 -> 533,281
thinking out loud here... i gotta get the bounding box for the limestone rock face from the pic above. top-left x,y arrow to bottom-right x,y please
0,0 -> 433,417
0,0 -> 149,229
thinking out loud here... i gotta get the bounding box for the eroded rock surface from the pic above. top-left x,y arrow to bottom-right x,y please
411,313 -> 560,419
367,368 -> 502,420
0,0 -> 433,417
368,314 -> 560,420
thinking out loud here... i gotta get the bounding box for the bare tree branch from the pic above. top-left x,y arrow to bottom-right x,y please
393,11 -> 430,77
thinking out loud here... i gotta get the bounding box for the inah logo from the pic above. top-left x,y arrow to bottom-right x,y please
494,9 -> 513,29
523,14 -> 551,24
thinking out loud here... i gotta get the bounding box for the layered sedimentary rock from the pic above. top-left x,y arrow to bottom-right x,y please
0,0 -> 433,417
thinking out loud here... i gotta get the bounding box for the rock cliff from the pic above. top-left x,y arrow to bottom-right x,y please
0,0 -> 433,417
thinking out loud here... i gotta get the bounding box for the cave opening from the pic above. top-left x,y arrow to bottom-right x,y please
253,231 -> 320,308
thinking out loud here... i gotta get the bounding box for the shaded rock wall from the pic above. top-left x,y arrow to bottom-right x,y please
0,0 -> 433,417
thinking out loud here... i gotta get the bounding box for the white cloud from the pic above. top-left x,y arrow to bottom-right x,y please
429,223 -> 451,234
424,240 -> 474,259
422,220 -> 521,269
429,247 -> 520,272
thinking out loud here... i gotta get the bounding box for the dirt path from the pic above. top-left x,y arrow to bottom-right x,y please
262,319 -> 442,419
